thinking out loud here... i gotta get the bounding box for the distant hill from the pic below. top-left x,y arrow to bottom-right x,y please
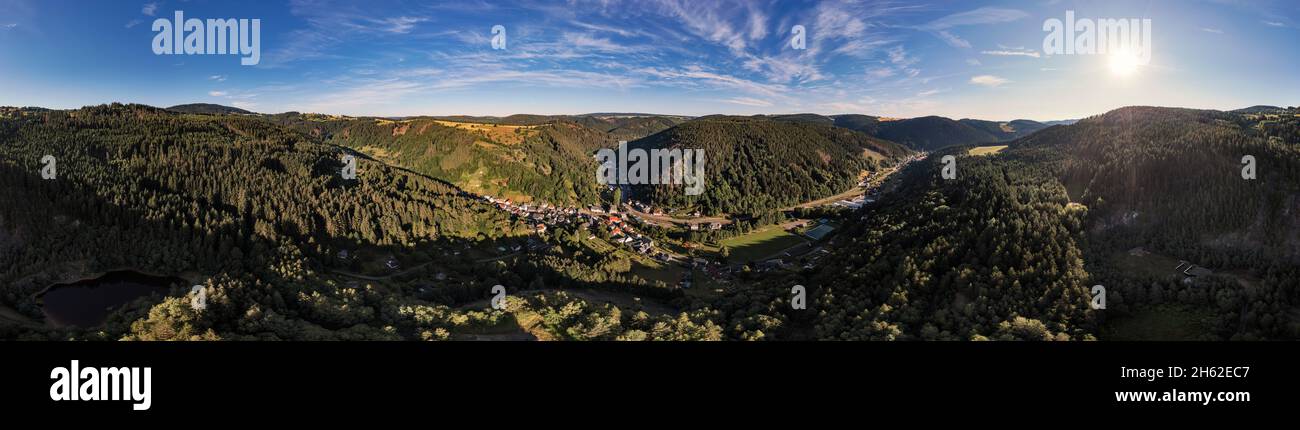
1041,119 -> 1078,127
772,113 -> 1053,151
1232,105 -> 1287,114
727,105 -> 1300,341
766,113 -> 835,125
629,116 -> 912,215
958,118 -> 1050,141
166,103 -> 254,115
830,114 -> 881,135
870,116 -> 1001,151
273,114 -> 621,205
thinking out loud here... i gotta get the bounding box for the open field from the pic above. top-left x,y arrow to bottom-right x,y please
968,145 -> 1008,156
721,226 -> 807,263
433,120 -> 539,145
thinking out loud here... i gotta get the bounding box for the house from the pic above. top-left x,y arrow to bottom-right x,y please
709,223 -> 723,230
535,223 -> 547,233
385,258 -> 400,270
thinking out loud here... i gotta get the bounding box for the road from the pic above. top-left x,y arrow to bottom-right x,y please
616,158 -> 917,227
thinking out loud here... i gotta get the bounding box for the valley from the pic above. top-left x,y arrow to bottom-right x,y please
1,103 -> 1298,341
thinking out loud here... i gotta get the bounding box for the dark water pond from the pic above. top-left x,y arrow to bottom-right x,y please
40,271 -> 186,327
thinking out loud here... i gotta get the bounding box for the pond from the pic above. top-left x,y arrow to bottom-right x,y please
39,271 -> 187,328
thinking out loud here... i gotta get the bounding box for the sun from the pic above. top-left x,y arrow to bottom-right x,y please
1109,49 -> 1141,77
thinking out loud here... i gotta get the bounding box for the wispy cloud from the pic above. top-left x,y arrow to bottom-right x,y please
1263,20 -> 1285,27
208,91 -> 228,97
722,97 -> 774,107
142,2 -> 158,17
209,75 -> 227,82
918,7 -> 1028,48
982,49 -> 1040,58
379,16 -> 426,34
1201,27 -> 1224,34
970,75 -> 1009,87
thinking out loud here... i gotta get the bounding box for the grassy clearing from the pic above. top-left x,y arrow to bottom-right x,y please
1103,304 -> 1215,340
721,226 -> 807,263
1111,250 -> 1184,280
968,145 -> 1009,156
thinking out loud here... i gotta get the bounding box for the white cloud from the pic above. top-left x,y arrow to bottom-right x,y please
916,88 -> 943,97
981,49 -> 1041,58
569,20 -> 639,38
935,31 -> 970,48
1263,21 -> 1285,27
723,97 -> 773,107
561,32 -> 630,52
745,4 -> 768,40
2,23 -> 17,30
919,7 -> 1028,48
866,67 -> 896,79
638,66 -> 788,97
209,75 -> 227,82
921,7 -> 1029,30
142,2 -> 158,17
966,58 -> 981,66
208,91 -> 228,97
970,75 -> 1009,87
380,16 -> 426,34
1201,27 -> 1224,34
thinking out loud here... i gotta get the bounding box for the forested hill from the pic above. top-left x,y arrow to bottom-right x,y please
1013,106 -> 1300,256
166,103 -> 254,115
824,114 -> 1051,151
708,151 -> 1098,340
0,104 -> 514,266
629,116 -> 912,216
0,104 -> 734,341
870,116 -> 1001,151
706,105 -> 1299,340
958,118 -> 1050,141
424,114 -> 688,141
273,114 -> 627,206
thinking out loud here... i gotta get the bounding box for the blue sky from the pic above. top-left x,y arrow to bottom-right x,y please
0,0 -> 1297,120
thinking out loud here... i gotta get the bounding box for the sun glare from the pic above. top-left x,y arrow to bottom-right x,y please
1109,49 -> 1141,77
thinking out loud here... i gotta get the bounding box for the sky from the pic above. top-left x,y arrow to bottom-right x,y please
0,0 -> 1297,120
